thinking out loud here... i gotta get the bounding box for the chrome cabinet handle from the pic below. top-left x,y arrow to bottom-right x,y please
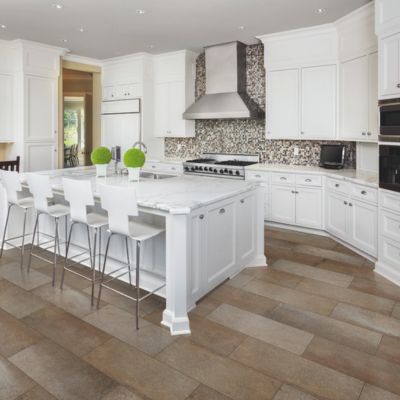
362,132 -> 366,136
305,179 -> 312,182
335,183 -> 340,187
171,167 -> 176,170
255,175 -> 261,178
361,190 -> 367,195
291,190 -> 296,194
199,214 -> 204,220
367,132 -> 371,136
240,199 -> 245,203
151,165 -> 156,169
300,131 -> 304,135
344,201 -> 348,205
280,177 -> 287,181
397,83 -> 400,88
349,203 -> 353,207
219,208 -> 226,214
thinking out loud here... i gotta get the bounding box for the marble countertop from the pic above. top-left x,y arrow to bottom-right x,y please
24,167 -> 257,215
245,164 -> 379,188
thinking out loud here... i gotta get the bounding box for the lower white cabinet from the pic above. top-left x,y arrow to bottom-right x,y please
0,73 -> 13,142
271,184 -> 322,229
326,192 -> 348,239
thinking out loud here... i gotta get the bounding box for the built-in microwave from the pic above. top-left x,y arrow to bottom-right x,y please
379,145 -> 400,192
379,99 -> 400,142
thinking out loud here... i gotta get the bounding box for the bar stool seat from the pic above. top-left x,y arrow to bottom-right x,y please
127,221 -> 164,241
47,204 -> 70,218
86,213 -> 108,228
15,197 -> 35,209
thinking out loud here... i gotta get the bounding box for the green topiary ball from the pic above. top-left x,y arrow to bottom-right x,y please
123,148 -> 146,168
91,147 -> 112,165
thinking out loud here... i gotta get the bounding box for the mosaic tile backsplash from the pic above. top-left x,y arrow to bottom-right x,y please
165,43 -> 356,167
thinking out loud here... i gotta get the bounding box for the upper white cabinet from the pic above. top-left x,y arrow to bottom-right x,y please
0,73 -> 13,142
153,51 -> 196,138
301,65 -> 336,139
379,33 -> 400,99
375,0 -> 400,38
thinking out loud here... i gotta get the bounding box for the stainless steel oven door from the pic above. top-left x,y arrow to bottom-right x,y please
379,101 -> 400,141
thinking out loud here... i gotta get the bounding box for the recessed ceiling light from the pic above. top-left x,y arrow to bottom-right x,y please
238,25 -> 245,30
78,27 -> 85,32
136,9 -> 146,15
147,44 -> 155,49
52,3 -> 63,9
315,8 -> 326,14
62,39 -> 68,43
0,24 -> 6,29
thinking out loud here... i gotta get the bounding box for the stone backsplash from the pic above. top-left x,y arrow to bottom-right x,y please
165,43 -> 356,167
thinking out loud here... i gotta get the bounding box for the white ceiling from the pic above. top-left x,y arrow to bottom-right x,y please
0,0 -> 371,59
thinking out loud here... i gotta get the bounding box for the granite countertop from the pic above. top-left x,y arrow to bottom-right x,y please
245,164 -> 379,188
23,166 -> 257,215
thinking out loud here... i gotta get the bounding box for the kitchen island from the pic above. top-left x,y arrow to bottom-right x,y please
0,166 -> 266,335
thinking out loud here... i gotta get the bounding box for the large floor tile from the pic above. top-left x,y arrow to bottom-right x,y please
0,279 -> 47,318
243,279 -> 336,315
314,260 -> 380,281
350,277 -> 400,302
331,303 -> 400,337
392,303 -> 400,320
272,384 -> 320,400
32,282 -> 104,318
230,337 -> 363,400
297,278 -> 395,315
0,355 -> 36,400
186,384 -> 231,400
185,314 -> 247,356
0,262 -> 52,290
226,271 -> 255,288
208,304 -> 313,355
9,339 -> 116,400
84,304 -> 175,356
0,308 -> 42,357
23,306 -> 111,357
359,384 -> 400,400
251,266 -> 303,289
265,246 -> 323,266
101,385 -> 144,400
377,335 -> 400,365
84,338 -> 199,400
208,284 -> 279,317
190,297 -> 221,318
272,259 -> 353,287
15,385 -> 57,400
303,336 -> 400,396
269,304 -> 382,354
157,339 -> 281,400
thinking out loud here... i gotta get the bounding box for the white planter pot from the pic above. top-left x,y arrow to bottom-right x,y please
128,167 -> 140,182
95,164 -> 108,177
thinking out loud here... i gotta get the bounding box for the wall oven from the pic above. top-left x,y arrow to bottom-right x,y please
379,99 -> 400,142
380,145 -> 400,192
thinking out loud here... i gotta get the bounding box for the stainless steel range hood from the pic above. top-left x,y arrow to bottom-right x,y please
183,41 -> 264,120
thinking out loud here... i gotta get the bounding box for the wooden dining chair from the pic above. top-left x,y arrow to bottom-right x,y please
0,156 -> 20,172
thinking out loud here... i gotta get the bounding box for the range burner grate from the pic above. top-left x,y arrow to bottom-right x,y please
185,158 -> 216,164
214,160 -> 257,166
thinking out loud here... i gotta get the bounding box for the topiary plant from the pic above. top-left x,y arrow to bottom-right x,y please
123,148 -> 146,168
91,146 -> 112,165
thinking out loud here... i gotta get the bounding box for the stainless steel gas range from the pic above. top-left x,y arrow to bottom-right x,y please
183,153 -> 259,179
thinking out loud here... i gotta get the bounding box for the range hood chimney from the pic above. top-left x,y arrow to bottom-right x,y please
183,41 -> 264,120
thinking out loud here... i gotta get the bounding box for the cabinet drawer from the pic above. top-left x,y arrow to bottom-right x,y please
380,190 -> 400,214
351,184 -> 378,204
296,174 -> 322,187
163,163 -> 183,174
326,177 -> 350,194
271,172 -> 295,185
380,236 -> 400,268
246,171 -> 270,183
381,210 -> 400,242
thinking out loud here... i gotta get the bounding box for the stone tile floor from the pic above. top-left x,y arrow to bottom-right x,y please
0,227 -> 400,399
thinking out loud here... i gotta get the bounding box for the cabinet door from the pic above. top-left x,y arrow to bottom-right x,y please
205,200 -> 236,288
236,193 -> 256,265
301,65 -> 336,139
270,185 -> 296,225
24,142 -> 56,172
368,52 -> 379,140
380,34 -> 400,98
168,81 -> 186,136
154,82 -> 170,137
349,200 -> 378,257
266,69 -> 299,139
0,74 -> 13,142
295,187 -> 322,229
326,192 -> 348,239
340,56 -> 369,140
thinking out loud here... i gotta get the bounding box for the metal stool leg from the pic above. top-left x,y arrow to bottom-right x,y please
60,221 -> 75,289
52,218 -> 59,286
98,227 -> 102,273
28,212 -> 40,272
86,225 -> 93,273
0,203 -> 12,258
20,208 -> 28,269
91,227 -> 98,306
97,233 -> 113,309
125,236 -> 132,286
135,240 -> 141,330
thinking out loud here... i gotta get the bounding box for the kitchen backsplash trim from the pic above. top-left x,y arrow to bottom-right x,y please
165,43 -> 356,168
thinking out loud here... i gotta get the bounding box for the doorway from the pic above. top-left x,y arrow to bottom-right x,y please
62,69 -> 93,167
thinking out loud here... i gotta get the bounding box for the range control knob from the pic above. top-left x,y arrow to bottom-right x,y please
204,167 -> 208,171
220,169 -> 224,174
184,166 -> 189,171
235,171 -> 241,176
199,166 -> 203,171
214,169 -> 218,173
224,168 -> 228,173
229,170 -> 233,175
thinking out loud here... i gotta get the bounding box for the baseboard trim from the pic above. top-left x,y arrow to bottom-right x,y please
375,261 -> 400,287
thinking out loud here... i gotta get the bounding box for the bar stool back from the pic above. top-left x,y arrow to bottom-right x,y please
97,184 -> 165,329
0,170 -> 34,268
60,178 -> 108,305
26,173 -> 70,285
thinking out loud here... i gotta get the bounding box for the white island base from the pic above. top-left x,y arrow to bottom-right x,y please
0,168 -> 266,335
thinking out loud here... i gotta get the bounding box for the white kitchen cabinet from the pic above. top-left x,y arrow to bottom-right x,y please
103,83 -> 142,101
379,33 -> 400,99
271,185 -> 296,225
236,192 -> 256,264
0,74 -> 13,142
301,65 -> 336,139
326,191 -> 349,239
24,141 -> 57,172
266,69 -> 299,139
375,0 -> 400,38
296,187 -> 323,229
340,53 -> 378,141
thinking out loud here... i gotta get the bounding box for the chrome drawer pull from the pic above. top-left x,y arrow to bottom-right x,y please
361,190 -> 367,195
240,199 -> 245,203
152,165 -> 156,169
335,183 -> 340,187
344,201 -> 348,205
280,177 -> 287,181
349,203 -> 353,207
219,208 -> 226,214
199,214 -> 204,220
305,179 -> 312,182
171,167 -> 176,170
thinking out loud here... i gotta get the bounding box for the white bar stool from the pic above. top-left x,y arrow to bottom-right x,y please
26,173 -> 70,286
0,170 -> 35,268
97,184 -> 165,330
60,178 -> 108,305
